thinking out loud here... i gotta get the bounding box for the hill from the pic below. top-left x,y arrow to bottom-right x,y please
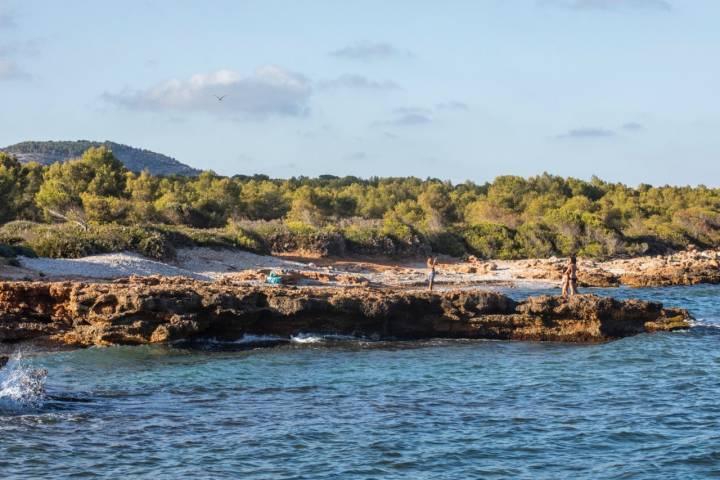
1,140 -> 200,176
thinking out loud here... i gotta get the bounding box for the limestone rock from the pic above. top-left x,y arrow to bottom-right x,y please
0,277 -> 691,346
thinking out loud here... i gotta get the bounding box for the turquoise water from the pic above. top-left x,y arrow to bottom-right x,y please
1,285 -> 720,479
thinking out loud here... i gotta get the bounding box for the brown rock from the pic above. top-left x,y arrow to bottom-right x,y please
0,277 -> 692,346
577,269 -> 620,287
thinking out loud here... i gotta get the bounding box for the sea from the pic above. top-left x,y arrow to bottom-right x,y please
1,284 -> 719,479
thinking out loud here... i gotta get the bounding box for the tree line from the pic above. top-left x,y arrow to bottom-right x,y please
2,146 -> 720,259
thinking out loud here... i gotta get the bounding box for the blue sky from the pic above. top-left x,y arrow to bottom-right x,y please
1,0 -> 719,185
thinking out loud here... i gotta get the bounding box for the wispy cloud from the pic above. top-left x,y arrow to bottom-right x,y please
345,151 -> 369,161
318,74 -> 401,91
237,153 -> 255,164
0,42 -> 37,81
436,101 -> 470,111
621,121 -> 644,132
0,39 -> 42,57
0,58 -> 28,80
0,13 -> 14,29
103,66 -> 312,118
542,0 -> 672,11
555,127 -> 616,139
0,17 -> 38,81
376,108 -> 434,127
329,42 -> 410,61
392,113 -> 433,126
374,103 -> 469,128
394,107 -> 432,116
297,124 -> 334,139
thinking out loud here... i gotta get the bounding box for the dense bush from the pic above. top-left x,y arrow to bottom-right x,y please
427,231 -> 466,258
463,223 -> 519,260
2,148 -> 720,259
342,220 -> 429,256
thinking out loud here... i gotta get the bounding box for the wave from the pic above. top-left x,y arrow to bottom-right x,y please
188,333 -> 364,346
689,318 -> 720,330
235,334 -> 288,344
0,352 -> 47,413
290,333 -> 360,344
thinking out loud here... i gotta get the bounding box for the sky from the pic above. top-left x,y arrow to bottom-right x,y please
1,0 -> 719,186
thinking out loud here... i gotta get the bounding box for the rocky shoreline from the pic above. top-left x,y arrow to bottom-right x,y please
3,246 -> 719,291
504,248 -> 720,288
0,276 -> 690,347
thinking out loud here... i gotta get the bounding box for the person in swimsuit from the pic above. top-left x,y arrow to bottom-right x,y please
561,255 -> 578,298
427,256 -> 438,291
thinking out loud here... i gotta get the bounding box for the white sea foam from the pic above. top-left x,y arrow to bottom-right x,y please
0,352 -> 47,412
234,334 -> 287,344
192,335 -> 288,345
290,333 -> 358,344
689,318 -> 720,329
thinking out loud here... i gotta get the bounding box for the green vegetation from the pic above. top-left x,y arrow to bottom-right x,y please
1,147 -> 720,260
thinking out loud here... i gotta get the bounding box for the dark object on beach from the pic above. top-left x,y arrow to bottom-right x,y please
0,355 -> 8,369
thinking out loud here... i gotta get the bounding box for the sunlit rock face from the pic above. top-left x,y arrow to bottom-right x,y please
0,277 -> 690,346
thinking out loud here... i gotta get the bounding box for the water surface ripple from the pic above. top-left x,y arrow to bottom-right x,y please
2,285 -> 720,479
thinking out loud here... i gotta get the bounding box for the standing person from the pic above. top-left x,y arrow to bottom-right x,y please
561,255 -> 578,298
427,256 -> 438,291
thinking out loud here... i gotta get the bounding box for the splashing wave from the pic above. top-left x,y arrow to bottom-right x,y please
0,353 -> 47,413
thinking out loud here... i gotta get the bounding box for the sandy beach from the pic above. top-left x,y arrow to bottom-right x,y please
2,247 -> 718,290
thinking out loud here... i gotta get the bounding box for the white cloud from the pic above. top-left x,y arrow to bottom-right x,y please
103,66 -> 312,117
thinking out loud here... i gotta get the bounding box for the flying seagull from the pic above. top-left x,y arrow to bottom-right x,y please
214,94 -> 227,101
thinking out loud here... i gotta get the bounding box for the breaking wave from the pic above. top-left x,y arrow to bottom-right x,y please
290,333 -> 361,344
0,352 -> 47,413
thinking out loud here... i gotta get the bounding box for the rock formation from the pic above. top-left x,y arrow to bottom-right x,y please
0,277 -> 690,347
511,250 -> 720,288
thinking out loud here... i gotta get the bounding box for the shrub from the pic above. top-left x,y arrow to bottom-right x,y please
427,231 -> 466,258
462,223 -> 519,259
515,222 -> 556,258
28,226 -> 100,258
136,231 -> 176,259
248,220 -> 344,256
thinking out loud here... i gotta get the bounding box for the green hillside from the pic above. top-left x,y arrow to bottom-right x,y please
2,140 -> 200,176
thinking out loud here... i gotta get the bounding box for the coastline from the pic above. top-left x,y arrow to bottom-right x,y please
0,277 -> 690,348
0,247 -> 711,350
1,246 -> 718,289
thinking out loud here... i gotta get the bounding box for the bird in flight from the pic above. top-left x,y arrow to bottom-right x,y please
214,94 -> 227,101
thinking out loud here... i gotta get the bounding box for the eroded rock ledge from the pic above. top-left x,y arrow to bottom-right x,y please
0,277 -> 690,346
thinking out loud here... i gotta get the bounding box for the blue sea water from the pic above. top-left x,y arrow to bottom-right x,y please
1,285 -> 719,479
